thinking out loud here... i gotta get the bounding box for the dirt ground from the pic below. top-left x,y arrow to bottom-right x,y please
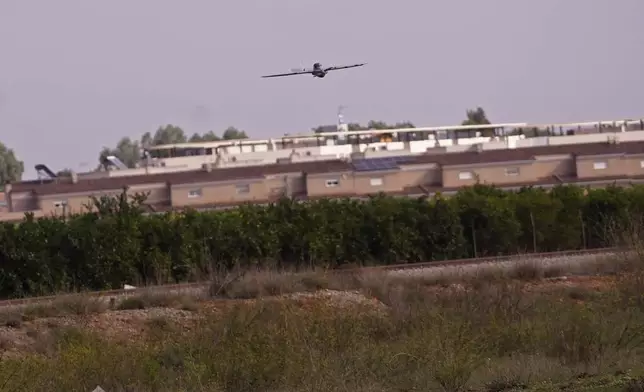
0,275 -> 619,358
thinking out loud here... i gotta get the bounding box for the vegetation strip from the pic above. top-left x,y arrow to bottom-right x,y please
0,183 -> 641,300
0,247 -> 618,308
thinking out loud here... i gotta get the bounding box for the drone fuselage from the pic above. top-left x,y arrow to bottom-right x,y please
261,61 -> 364,79
312,63 -> 326,78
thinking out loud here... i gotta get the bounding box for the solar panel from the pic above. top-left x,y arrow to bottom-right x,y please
352,156 -> 408,172
394,156 -> 416,164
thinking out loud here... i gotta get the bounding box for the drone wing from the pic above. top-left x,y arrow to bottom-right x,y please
323,63 -> 367,72
261,68 -> 314,78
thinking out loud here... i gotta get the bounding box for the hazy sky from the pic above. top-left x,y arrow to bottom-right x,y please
1,0 -> 643,179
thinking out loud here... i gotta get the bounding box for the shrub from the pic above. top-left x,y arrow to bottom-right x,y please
0,183 -> 641,299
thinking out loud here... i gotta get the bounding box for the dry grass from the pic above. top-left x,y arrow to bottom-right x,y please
206,251 -> 635,303
0,251 -> 628,326
0,295 -> 108,327
0,252 -> 642,391
116,290 -> 202,311
2,271 -> 643,391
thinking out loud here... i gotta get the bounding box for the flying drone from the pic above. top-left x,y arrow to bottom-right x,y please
261,62 -> 366,79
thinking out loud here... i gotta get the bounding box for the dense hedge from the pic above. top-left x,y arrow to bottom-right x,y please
0,183 -> 643,299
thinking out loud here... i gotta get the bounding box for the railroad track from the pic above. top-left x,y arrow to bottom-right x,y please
0,247 -> 627,309
337,247 -> 622,272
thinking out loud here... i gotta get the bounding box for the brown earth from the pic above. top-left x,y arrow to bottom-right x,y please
0,275 -> 619,358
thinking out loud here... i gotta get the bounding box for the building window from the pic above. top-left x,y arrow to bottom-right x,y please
458,171 -> 473,180
53,200 -> 68,208
593,161 -> 607,170
236,184 -> 250,194
640,160 -> 644,168
370,178 -> 383,186
325,179 -> 339,187
188,189 -> 202,198
505,167 -> 520,176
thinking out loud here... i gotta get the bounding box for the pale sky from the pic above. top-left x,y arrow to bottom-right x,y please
1,0 -> 643,179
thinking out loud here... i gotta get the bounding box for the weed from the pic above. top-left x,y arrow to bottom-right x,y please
117,296 -> 146,310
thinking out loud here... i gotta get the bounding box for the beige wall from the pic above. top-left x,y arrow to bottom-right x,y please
0,192 -> 6,213
8,191 -> 38,212
442,162 -> 529,188
441,158 -> 576,188
532,156 -> 576,178
7,152 -> 644,217
306,172 -> 355,196
39,194 -> 95,215
307,170 -> 409,196
624,155 -> 644,175
576,155 -> 644,179
353,171 -> 404,195
286,175 -> 307,196
126,183 -> 169,204
263,176 -> 288,198
38,188 -> 148,215
0,210 -> 45,221
170,180 -> 268,206
398,164 -> 442,187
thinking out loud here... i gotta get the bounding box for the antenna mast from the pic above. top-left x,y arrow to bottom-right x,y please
337,105 -> 348,135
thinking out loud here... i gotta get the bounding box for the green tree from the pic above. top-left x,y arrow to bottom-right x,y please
142,124 -> 188,147
549,185 -> 586,250
366,120 -> 415,129
56,168 -> 73,177
313,121 -> 415,133
583,185 -> 633,248
451,184 -> 521,257
100,125 -> 251,168
461,107 -> 490,126
0,185 -> 641,299
98,137 -> 141,170
0,141 -> 24,187
347,123 -> 366,131
222,126 -> 248,140
511,186 -> 563,252
189,131 -> 221,142
461,107 -> 495,137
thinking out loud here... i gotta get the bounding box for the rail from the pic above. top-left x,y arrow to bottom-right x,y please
0,246 -> 625,308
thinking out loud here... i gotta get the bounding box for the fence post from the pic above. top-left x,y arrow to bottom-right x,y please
530,210 -> 537,253
471,219 -> 478,258
579,210 -> 587,249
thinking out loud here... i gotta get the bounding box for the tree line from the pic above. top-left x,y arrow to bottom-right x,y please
97,124 -> 250,170
0,183 -> 639,299
0,107 -> 494,184
311,106 -> 493,134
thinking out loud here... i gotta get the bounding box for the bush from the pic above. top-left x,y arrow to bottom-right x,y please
0,183 -> 641,299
